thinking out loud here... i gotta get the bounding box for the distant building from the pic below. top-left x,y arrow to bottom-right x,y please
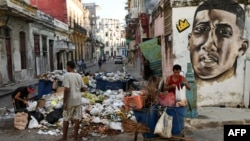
83,3 -> 99,61
30,0 -> 88,63
98,19 -> 126,57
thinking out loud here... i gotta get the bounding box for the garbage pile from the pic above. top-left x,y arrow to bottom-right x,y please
21,87 -> 139,138
95,71 -> 134,82
11,71 -> 161,138
36,70 -> 66,82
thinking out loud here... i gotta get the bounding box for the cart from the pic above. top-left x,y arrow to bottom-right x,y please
132,105 -> 186,141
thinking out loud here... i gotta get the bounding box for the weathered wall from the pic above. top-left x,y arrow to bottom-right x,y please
30,0 -> 67,23
153,12 -> 166,79
0,38 -> 8,85
31,23 -> 54,75
0,17 -> 35,85
171,4 -> 250,107
8,18 -> 34,82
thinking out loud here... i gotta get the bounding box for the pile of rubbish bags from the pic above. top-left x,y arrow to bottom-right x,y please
36,70 -> 66,82
95,71 -> 134,82
12,71 -> 152,138
21,87 -> 138,138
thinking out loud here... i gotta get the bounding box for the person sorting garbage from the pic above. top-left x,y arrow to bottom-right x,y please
12,85 -> 36,112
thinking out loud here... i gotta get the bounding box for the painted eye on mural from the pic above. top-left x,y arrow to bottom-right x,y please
193,25 -> 210,34
215,27 -> 232,37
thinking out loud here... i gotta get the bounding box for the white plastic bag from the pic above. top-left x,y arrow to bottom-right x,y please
154,109 -> 173,138
109,122 -> 123,132
175,85 -> 186,102
28,116 -> 39,129
27,101 -> 38,111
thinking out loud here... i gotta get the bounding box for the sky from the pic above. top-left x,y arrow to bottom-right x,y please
83,0 -> 127,24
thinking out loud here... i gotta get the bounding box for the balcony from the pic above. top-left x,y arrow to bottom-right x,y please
37,11 -> 54,26
54,40 -> 76,52
74,22 -> 87,35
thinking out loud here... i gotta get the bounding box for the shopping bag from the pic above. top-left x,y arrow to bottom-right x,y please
28,116 -> 39,129
158,92 -> 175,107
154,109 -> 173,138
175,85 -> 186,101
175,86 -> 187,106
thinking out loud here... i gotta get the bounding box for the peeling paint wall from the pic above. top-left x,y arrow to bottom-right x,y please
0,17 -> 35,86
9,18 -> 35,83
0,38 -> 8,85
171,4 -> 250,107
31,23 -> 54,75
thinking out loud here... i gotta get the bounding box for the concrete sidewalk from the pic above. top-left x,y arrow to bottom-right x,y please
185,107 -> 250,129
0,79 -> 38,98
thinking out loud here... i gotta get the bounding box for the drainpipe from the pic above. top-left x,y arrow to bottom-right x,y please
185,63 -> 198,118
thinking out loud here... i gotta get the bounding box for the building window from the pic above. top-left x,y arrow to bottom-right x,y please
106,32 -> 108,37
20,31 -> 26,69
34,34 -> 40,56
42,36 -> 47,56
106,41 -> 109,46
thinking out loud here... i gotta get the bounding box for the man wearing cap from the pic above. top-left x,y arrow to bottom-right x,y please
12,85 -> 36,111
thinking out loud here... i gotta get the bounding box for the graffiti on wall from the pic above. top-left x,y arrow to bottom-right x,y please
188,0 -> 249,83
176,19 -> 190,32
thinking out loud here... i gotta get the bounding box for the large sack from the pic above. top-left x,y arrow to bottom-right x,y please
154,109 -> 173,138
14,112 -> 28,130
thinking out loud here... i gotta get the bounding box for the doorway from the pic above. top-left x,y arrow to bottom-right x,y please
5,27 -> 13,81
49,40 -> 54,71
5,37 -> 12,81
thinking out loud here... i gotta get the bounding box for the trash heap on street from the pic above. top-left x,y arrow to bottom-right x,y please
36,70 -> 66,82
12,70 -> 163,139
9,68 -> 167,138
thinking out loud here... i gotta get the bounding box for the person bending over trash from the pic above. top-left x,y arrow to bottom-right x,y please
12,85 -> 36,112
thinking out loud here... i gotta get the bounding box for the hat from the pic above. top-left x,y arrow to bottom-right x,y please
27,84 -> 36,94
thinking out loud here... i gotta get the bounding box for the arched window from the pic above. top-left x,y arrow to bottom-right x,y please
19,31 -> 26,69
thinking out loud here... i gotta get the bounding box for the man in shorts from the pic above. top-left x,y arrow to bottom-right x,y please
59,61 -> 86,141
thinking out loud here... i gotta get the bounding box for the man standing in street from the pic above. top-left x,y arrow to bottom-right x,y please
12,85 -> 36,112
81,59 -> 87,74
59,61 -> 86,141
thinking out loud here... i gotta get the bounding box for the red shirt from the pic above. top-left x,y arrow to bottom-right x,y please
168,75 -> 183,94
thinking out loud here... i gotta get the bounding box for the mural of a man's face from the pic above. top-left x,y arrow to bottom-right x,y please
188,9 -> 248,80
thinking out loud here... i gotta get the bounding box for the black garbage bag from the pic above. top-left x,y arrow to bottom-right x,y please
28,111 -> 44,123
46,108 -> 63,124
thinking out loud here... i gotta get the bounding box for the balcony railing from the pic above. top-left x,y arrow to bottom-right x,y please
74,22 -> 87,35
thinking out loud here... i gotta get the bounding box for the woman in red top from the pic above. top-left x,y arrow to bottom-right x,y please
163,64 -> 191,135
164,64 -> 191,106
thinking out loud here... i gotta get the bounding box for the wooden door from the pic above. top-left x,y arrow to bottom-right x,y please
34,34 -> 40,75
20,31 -> 26,69
5,37 -> 13,81
49,40 -> 54,71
